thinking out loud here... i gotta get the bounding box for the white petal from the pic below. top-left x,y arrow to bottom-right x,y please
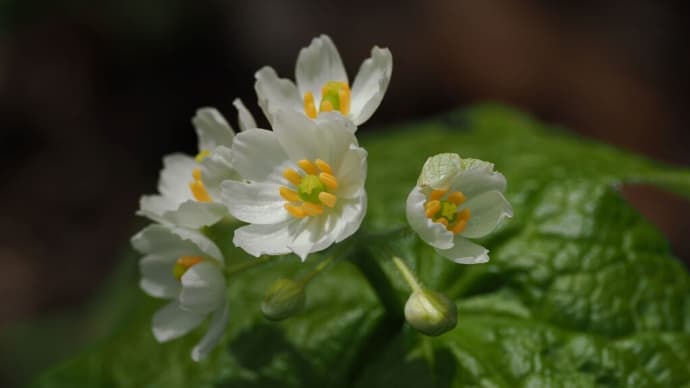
157,153 -> 196,202
221,180 -> 290,224
450,159 -> 507,198
295,34 -> 348,102
191,301 -> 229,362
405,187 -> 454,249
273,111 -> 356,165
179,262 -> 226,315
139,254 -> 179,298
288,217 -> 332,261
138,194 -> 177,224
165,200 -> 227,229
233,98 -> 257,131
230,128 -> 289,184
131,225 -> 223,263
435,237 -> 490,264
200,146 -> 239,199
233,220 -> 294,257
349,46 -> 392,125
461,190 -> 513,239
254,66 -> 302,125
192,108 -> 235,151
334,145 -> 367,199
329,194 -> 367,244
152,301 -> 205,342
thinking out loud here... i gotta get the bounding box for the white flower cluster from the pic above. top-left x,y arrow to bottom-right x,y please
131,35 -> 512,360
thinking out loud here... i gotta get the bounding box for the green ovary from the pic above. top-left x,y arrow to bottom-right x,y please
437,201 -> 457,223
298,175 -> 326,203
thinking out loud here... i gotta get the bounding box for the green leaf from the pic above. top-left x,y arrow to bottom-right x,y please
30,105 -> 690,387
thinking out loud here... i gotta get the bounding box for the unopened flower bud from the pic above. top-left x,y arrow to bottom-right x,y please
404,289 -> 457,336
261,278 -> 305,321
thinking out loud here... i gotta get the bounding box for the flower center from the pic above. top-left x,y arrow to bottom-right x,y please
189,167 -> 212,202
303,81 -> 351,119
425,189 -> 471,235
281,158 -> 338,218
172,255 -> 203,281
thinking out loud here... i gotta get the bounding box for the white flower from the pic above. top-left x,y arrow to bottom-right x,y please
221,110 -> 367,261
138,101 -> 256,228
406,153 -> 513,264
255,34 -> 392,127
131,224 -> 228,362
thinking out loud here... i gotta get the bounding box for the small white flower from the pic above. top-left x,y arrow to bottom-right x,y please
131,224 -> 228,362
221,110 -> 367,261
406,153 -> 513,264
138,101 -> 256,228
255,34 -> 392,126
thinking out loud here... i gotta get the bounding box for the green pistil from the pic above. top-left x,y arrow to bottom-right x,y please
321,81 -> 342,110
437,201 -> 457,223
298,175 -> 326,203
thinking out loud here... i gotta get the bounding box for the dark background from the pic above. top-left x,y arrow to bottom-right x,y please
0,0 -> 689,383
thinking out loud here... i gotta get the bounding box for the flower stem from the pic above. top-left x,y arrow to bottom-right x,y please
224,256 -> 271,276
298,255 -> 336,286
392,256 -> 423,293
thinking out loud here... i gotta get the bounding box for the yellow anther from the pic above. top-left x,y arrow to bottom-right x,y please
437,217 -> 449,227
319,172 -> 338,190
195,149 -> 210,163
338,84 -> 351,115
304,92 -> 317,119
318,192 -> 337,208
430,189 -> 448,201
302,202 -> 324,216
320,99 -> 334,112
297,159 -> 318,175
192,167 -> 203,181
283,168 -> 302,186
173,255 -> 204,280
458,208 -> 471,221
279,186 -> 300,202
189,180 -> 211,202
450,219 -> 467,235
285,204 -> 306,218
448,191 -> 466,205
315,158 -> 332,174
425,200 -> 441,218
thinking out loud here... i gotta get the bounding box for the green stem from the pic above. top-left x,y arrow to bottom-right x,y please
224,255 -> 271,276
349,248 -> 403,316
392,256 -> 423,293
299,255 -> 336,286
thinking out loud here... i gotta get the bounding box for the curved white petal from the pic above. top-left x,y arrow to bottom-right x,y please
200,146 -> 239,199
138,194 -> 177,224
139,254 -> 179,299
273,111 -> 356,165
192,108 -> 235,151
157,153 -> 196,202
233,220 -> 294,257
179,262 -> 226,315
164,200 -> 227,229
435,237 -> 490,264
221,180 -> 290,224
334,145 -> 367,199
152,301 -> 205,342
191,300 -> 229,362
461,190 -> 513,239
329,193 -> 367,244
405,187 -> 454,249
288,217 -> 331,261
230,128 -> 289,184
295,34 -> 348,102
450,159 -> 507,198
349,46 -> 393,125
255,66 -> 302,125
233,98 -> 257,132
131,225 -> 223,263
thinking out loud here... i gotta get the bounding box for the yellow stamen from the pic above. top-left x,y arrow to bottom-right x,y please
319,172 -> 338,190
448,191 -> 466,205
315,158 -> 332,174
279,186 -> 300,202
298,159 -> 318,175
458,208 -> 471,221
173,256 -> 203,280
283,168 -> 302,186
450,219 -> 467,235
195,149 -> 210,163
318,192 -> 337,208
430,189 -> 448,201
437,217 -> 449,227
189,181 -> 211,202
338,84 -> 351,115
320,99 -> 334,112
304,92 -> 317,119
285,204 -> 306,218
302,202 -> 324,216
192,167 -> 203,181
425,200 -> 441,218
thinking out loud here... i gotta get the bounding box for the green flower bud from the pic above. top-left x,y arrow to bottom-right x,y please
404,289 -> 457,336
261,278 -> 306,321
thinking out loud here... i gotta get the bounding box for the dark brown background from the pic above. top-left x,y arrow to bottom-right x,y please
0,0 -> 689,382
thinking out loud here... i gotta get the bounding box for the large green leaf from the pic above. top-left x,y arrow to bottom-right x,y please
31,105 -> 690,387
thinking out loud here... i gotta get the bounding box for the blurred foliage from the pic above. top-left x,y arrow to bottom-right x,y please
20,105 -> 690,387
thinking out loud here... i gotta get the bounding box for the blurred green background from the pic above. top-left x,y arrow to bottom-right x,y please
0,1 -> 689,386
